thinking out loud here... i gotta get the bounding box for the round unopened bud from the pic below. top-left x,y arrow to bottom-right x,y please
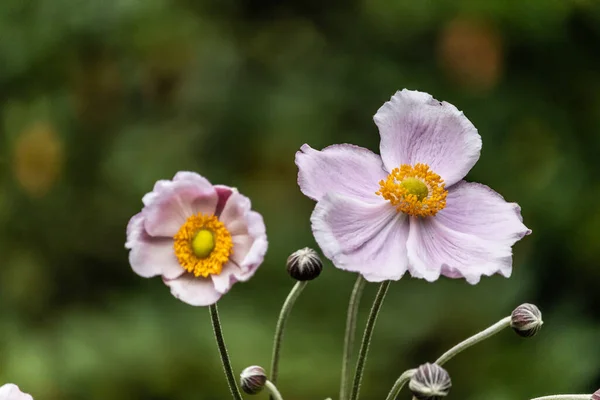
286,248 -> 322,281
592,389 -> 600,400
240,365 -> 267,395
511,303 -> 543,338
409,363 -> 452,400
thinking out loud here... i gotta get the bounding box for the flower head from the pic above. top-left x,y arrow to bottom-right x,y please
296,90 -> 530,283
409,363 -> 452,400
511,303 -> 543,337
240,365 -> 267,395
287,247 -> 323,281
0,384 -> 33,400
125,172 -> 268,306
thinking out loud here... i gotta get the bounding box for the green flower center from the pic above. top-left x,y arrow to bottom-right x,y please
192,229 -> 216,259
399,177 -> 429,201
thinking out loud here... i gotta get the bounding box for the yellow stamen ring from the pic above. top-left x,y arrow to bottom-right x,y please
376,163 -> 448,217
173,213 -> 233,277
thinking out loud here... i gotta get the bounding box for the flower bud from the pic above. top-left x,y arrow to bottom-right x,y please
409,363 -> 452,400
511,303 -> 543,338
240,365 -> 267,395
592,389 -> 600,400
286,248 -> 322,281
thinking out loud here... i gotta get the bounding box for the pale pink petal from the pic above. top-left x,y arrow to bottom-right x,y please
230,234 -> 254,267
219,190 -> 252,236
143,179 -> 218,237
436,181 -> 531,242
220,194 -> 268,274
172,171 -> 213,186
406,218 -> 503,284
126,213 -> 185,279
311,193 -> 409,282
234,236 -> 268,277
142,179 -> 170,206
211,235 -> 267,293
406,182 -> 525,283
375,89 -> 482,187
296,144 -> 387,202
214,185 -> 234,215
0,384 -> 34,400
142,172 -> 208,205
211,262 -> 242,293
163,274 -> 222,306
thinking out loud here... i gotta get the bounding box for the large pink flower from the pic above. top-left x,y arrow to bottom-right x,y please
0,384 -> 33,400
296,90 -> 530,284
125,172 -> 268,306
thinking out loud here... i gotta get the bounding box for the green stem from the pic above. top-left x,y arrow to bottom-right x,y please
209,303 -> 243,400
349,280 -> 391,400
435,316 -> 511,366
265,380 -> 285,400
530,396 -> 592,400
339,275 -> 367,400
269,281 -> 309,386
384,369 -> 416,400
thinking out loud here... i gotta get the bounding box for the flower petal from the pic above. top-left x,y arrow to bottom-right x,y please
296,144 -> 388,202
219,190 -> 252,236
220,192 -> 268,274
211,227 -> 267,293
211,262 -> 241,294
163,274 -> 222,306
0,384 -> 33,400
143,177 -> 218,237
375,89 -> 482,187
126,213 -> 185,279
436,181 -> 531,242
214,185 -> 234,215
406,182 -> 529,284
311,193 -> 409,282
234,235 -> 268,276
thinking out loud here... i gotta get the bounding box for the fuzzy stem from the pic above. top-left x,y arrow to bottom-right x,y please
349,280 -> 391,400
265,380 -> 285,400
270,281 -> 309,386
209,303 -> 243,400
530,396 -> 592,400
384,369 -> 416,400
339,275 -> 367,400
435,316 -> 511,366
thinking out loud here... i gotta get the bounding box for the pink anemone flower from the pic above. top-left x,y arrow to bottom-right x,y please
126,172 -> 268,306
0,384 -> 33,400
296,89 -> 530,284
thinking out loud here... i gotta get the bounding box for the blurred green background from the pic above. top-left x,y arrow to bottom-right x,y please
2,0 -> 600,399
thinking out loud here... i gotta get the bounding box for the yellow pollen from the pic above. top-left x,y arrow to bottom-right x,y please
173,214 -> 233,278
376,163 -> 448,217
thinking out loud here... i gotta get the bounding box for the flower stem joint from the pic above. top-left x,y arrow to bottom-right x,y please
511,303 -> 543,338
286,247 -> 323,281
409,363 -> 452,400
240,366 -> 267,395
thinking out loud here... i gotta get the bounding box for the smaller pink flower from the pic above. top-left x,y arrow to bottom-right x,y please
125,172 -> 268,306
0,384 -> 33,400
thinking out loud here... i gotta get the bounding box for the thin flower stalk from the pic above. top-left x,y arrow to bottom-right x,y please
340,275 -> 367,400
530,396 -> 592,400
210,304 -> 243,400
436,316 -> 511,366
265,381 -> 285,400
349,280 -> 391,400
384,369 -> 416,400
270,281 -> 309,386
